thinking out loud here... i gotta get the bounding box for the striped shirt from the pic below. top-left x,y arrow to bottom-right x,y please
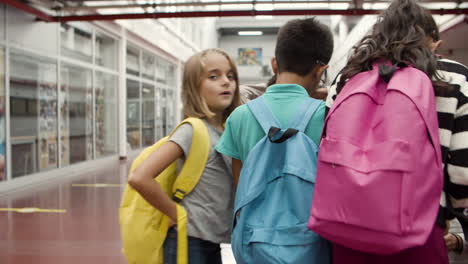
326,59 -> 468,234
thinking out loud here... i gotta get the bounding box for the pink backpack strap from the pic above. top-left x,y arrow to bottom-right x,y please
388,67 -> 442,166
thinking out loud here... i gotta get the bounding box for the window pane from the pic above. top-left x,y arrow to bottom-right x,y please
0,5 -> 5,41
126,45 -> 140,76
95,71 -> 117,157
10,52 -> 57,178
142,83 -> 155,147
60,63 -> 93,165
0,48 -> 5,181
61,23 -> 93,63
166,90 -> 175,132
127,79 -> 140,150
156,58 -> 168,84
161,88 -> 168,136
167,64 -> 177,88
95,31 -> 117,69
166,64 -> 177,132
142,52 -> 155,81
155,87 -> 163,140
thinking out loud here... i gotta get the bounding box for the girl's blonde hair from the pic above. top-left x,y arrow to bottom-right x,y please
182,48 -> 240,123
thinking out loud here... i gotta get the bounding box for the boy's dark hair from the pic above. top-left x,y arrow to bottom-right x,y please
275,18 -> 333,76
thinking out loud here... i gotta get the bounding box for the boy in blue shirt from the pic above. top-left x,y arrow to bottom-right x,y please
216,17 -> 334,185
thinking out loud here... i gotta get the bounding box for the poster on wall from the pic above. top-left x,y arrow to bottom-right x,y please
48,143 -> 56,165
95,88 -> 104,157
155,88 -> 163,140
86,89 -> 93,160
0,50 -> 5,181
237,48 -> 262,66
59,81 -> 70,166
38,79 -> 58,170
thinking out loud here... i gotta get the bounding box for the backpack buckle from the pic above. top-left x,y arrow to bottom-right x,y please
172,189 -> 186,203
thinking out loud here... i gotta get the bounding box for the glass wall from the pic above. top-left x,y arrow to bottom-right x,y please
126,45 -> 140,76
142,52 -> 156,147
10,51 -> 57,178
142,82 -> 155,147
166,64 -> 177,132
2,22 -> 121,181
126,79 -> 140,150
156,58 -> 177,134
0,5 -> 5,41
60,23 -> 93,63
95,31 -> 117,70
1,19 -> 182,181
95,71 -> 117,158
142,52 -> 155,81
0,47 -> 5,181
155,87 -> 163,140
126,43 -> 178,150
60,63 -> 93,165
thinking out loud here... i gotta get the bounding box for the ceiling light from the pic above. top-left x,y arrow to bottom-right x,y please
238,31 -> 263,36
255,15 -> 273,20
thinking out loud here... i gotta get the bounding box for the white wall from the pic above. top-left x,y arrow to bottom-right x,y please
6,6 -> 58,56
438,15 -> 468,66
219,34 -> 276,84
200,18 -> 219,50
329,14 -> 468,79
328,15 -> 377,80
440,49 -> 468,66
117,18 -> 218,63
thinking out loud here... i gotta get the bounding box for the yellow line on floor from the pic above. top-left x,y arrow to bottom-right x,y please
0,208 -> 67,213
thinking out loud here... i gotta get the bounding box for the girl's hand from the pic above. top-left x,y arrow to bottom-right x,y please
445,233 -> 458,251
169,218 -> 176,228
445,232 -> 464,252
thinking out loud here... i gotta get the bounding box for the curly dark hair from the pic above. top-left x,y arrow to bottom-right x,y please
337,0 -> 447,95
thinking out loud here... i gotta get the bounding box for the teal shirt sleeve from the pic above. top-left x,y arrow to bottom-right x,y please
215,110 -> 242,160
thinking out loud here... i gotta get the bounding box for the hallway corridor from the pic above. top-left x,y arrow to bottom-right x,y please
0,159 -> 128,263
0,158 -> 236,263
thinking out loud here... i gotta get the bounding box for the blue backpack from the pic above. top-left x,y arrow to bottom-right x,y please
231,97 -> 331,264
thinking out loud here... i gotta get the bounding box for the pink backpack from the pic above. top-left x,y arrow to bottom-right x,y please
308,63 -> 443,254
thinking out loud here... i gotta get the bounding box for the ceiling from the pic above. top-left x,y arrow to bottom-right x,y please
1,0 -> 467,22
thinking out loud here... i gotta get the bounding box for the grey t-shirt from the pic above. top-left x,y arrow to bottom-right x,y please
169,120 -> 234,243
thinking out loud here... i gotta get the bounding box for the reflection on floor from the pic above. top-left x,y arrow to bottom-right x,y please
0,158 -> 236,264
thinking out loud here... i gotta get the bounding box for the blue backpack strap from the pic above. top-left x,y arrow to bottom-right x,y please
247,97 -> 282,134
289,98 -> 322,132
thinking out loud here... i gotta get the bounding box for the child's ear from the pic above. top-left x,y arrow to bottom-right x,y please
271,57 -> 278,74
430,40 -> 443,53
315,64 -> 328,79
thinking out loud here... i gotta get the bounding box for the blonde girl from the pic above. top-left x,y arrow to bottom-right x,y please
128,48 -> 240,264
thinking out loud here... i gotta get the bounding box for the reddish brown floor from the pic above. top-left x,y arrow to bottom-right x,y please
0,159 -> 130,264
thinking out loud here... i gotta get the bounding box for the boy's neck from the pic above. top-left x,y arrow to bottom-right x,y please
276,72 -> 317,96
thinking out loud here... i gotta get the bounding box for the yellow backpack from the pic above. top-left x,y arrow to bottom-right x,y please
119,118 -> 210,264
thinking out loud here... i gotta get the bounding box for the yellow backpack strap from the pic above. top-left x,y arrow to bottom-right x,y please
170,117 -> 210,202
169,118 -> 209,264
176,204 -> 188,264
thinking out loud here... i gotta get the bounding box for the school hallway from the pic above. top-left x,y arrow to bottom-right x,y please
0,1 -> 467,263
0,157 -> 237,264
1,155 -> 467,263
